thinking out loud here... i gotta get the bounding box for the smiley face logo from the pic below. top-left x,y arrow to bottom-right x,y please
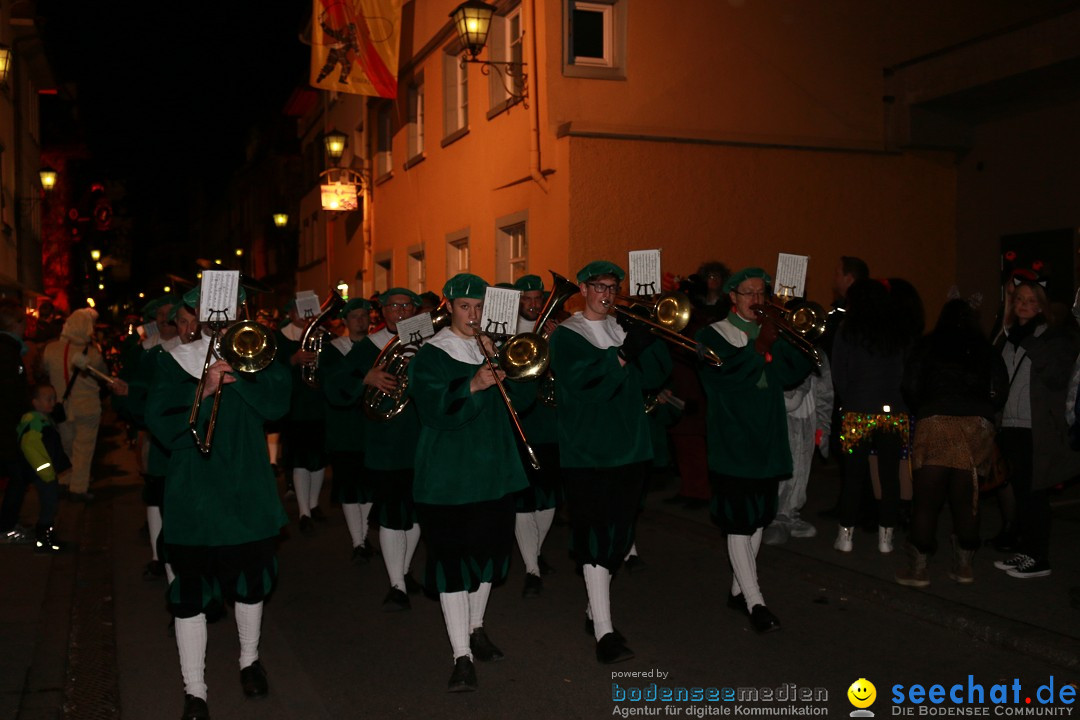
847,678 -> 877,709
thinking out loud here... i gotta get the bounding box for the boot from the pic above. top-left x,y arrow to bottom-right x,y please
894,543 -> 930,587
948,535 -> 975,584
833,525 -> 854,553
878,526 -> 894,554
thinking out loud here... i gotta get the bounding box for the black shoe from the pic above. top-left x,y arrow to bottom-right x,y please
750,605 -> 781,634
310,506 -> 327,522
404,573 -> 424,595
181,693 -> 209,720
144,560 -> 166,580
623,555 -> 646,574
350,545 -> 370,565
240,660 -> 269,698
469,628 -> 504,661
726,592 -> 749,616
537,554 -> 556,576
382,587 -> 410,612
447,656 -> 478,692
522,573 -> 542,598
299,516 -> 315,536
596,632 -> 634,664
585,617 -> 626,644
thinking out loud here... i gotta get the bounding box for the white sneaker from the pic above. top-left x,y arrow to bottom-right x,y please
789,518 -> 817,539
833,525 -> 854,553
993,553 -> 1032,571
878,526 -> 894,554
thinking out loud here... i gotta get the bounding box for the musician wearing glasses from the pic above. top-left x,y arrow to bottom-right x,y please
407,273 -> 530,692
146,287 -> 291,720
548,260 -> 672,665
320,298 -> 376,563
337,287 -> 425,610
694,267 -> 812,634
276,299 -> 330,536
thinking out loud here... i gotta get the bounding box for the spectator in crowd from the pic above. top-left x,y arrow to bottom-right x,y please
0,299 -> 32,544
17,383 -> 72,553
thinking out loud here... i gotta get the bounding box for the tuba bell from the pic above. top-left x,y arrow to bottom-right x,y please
498,270 -> 580,382
300,291 -> 346,388
362,301 -> 452,421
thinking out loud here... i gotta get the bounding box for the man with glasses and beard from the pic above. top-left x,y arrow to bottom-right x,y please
548,260 -> 671,664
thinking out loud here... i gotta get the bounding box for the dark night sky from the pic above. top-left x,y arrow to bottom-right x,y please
36,1 -> 311,255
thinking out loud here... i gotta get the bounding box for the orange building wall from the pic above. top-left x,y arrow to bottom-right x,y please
566,136 -> 957,317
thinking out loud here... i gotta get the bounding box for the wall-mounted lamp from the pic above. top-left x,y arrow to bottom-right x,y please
38,166 -> 57,192
0,45 -> 10,87
450,1 -> 528,107
272,213 -> 289,228
324,129 -> 348,163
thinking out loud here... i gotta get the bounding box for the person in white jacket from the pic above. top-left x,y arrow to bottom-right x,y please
764,354 -> 833,545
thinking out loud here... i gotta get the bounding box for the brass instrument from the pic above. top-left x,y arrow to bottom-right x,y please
300,291 -> 347,388
363,302 -> 452,421
500,270 -> 580,383
189,321 -> 278,455
470,323 -> 542,471
752,299 -> 827,366
602,291 -> 723,368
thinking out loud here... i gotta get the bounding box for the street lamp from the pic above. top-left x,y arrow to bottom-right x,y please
324,129 -> 348,162
450,0 -> 528,106
38,166 -> 57,192
0,45 -> 10,87
272,213 -> 289,228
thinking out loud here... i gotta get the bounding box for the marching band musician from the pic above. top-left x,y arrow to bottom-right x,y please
407,273 -> 531,692
352,287 -> 425,610
548,260 -> 672,664
276,300 -> 330,535
694,267 -> 812,634
512,274 -> 561,596
320,298 -> 376,562
146,286 -> 291,720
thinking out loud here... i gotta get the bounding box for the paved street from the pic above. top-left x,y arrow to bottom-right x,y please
3,416 -> 1079,719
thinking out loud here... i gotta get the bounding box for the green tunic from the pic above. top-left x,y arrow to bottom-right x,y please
407,332 -> 529,505
275,327 -> 326,422
146,339 -> 291,546
350,331 -> 421,470
320,336 -> 366,452
695,317 -> 812,479
124,343 -> 171,477
548,315 -> 672,468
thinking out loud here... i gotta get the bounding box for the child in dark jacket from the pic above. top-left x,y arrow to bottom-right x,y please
18,384 -> 72,553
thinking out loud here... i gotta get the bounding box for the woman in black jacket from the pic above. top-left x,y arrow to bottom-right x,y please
897,300 -> 1008,586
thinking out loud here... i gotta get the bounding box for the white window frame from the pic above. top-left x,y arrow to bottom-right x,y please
406,76 -> 425,165
446,228 -> 470,277
375,103 -> 393,180
487,4 -> 525,117
494,211 -> 528,284
374,252 -> 392,292
442,49 -> 469,143
563,0 -> 627,80
407,244 -> 426,293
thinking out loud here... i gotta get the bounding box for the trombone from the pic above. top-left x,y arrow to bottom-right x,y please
189,320 -> 278,455
469,322 -> 542,471
601,291 -> 723,368
752,299 -> 827,366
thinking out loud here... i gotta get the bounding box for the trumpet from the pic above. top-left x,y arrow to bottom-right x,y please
752,299 -> 827,366
601,291 -> 723,368
470,322 -> 542,471
189,321 -> 278,455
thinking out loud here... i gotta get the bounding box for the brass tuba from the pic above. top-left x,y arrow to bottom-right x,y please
300,291 -> 346,388
189,321 -> 278,455
362,301 -> 452,421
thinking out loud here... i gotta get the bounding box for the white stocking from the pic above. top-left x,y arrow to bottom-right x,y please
175,614 -> 208,700
309,468 -> 325,510
468,582 -> 492,631
440,591 -> 471,660
234,601 -> 263,669
515,513 -> 540,576
147,506 -> 163,561
583,564 -> 613,640
342,503 -> 364,547
293,469 -> 312,517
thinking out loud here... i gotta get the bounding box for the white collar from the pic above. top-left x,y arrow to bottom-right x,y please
331,335 -> 354,356
281,323 -> 304,342
559,312 -> 626,350
169,334 -> 212,380
425,327 -> 485,364
369,327 -> 394,350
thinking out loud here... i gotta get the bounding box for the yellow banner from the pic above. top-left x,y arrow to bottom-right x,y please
311,0 -> 401,98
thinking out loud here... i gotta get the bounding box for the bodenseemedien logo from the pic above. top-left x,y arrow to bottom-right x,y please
848,678 -> 877,717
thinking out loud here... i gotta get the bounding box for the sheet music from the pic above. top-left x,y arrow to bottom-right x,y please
775,253 -> 809,298
140,321 -> 159,340
295,290 -> 321,319
629,250 -> 662,297
480,287 -> 521,337
396,312 -> 436,347
199,270 -> 240,323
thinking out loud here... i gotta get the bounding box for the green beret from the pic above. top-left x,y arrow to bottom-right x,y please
495,282 -> 515,290
723,267 -> 772,294
339,298 -> 372,318
419,291 -> 440,307
283,298 -> 297,313
378,287 -> 422,307
576,260 -> 625,284
141,293 -> 178,321
514,274 -> 544,292
443,273 -> 489,300
169,285 -> 247,321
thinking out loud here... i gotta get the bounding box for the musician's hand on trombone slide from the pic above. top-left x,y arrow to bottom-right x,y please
470,364 -> 505,394
364,367 -> 400,395
751,305 -> 780,356
202,360 -> 236,399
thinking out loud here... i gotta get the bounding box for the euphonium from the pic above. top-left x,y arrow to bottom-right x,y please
362,301 -> 452,421
499,270 -> 580,382
189,321 -> 278,455
300,291 -> 346,388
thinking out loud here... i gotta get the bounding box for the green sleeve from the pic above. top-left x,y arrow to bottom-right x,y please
323,340 -> 377,407
20,430 -> 55,482
695,326 -> 766,388
228,359 -> 292,422
548,327 -> 632,401
407,345 -> 485,431
634,340 -> 673,391
768,337 -> 813,388
145,354 -> 202,451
